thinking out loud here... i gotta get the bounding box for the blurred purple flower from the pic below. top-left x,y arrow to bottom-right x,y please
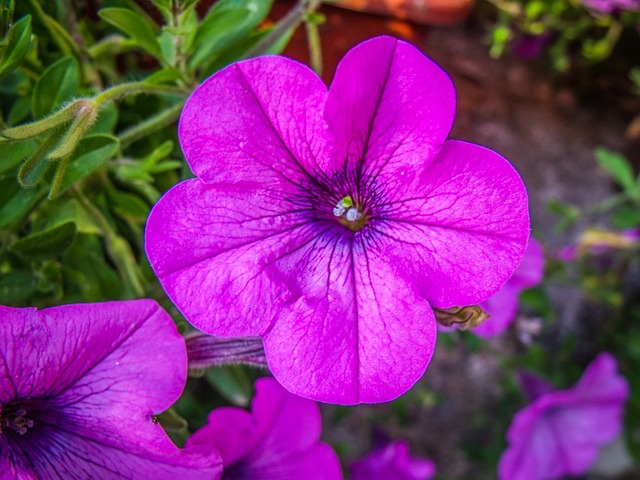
186,377 -> 342,480
582,0 -> 640,14
513,33 -> 554,60
473,237 -> 544,338
0,300 -> 221,479
498,353 -> 629,480
350,440 -> 435,480
556,227 -> 640,262
145,35 -> 529,404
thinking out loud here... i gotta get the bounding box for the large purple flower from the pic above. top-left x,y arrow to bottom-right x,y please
0,300 -> 221,479
145,36 -> 530,404
186,377 -> 342,480
350,440 -> 435,480
498,353 -> 629,480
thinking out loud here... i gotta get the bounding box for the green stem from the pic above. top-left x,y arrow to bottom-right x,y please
305,16 -> 323,77
94,81 -> 186,107
72,187 -> 145,297
118,101 -> 184,147
247,0 -> 323,57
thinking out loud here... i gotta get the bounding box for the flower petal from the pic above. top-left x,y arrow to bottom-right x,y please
371,140 -> 529,307
145,179 -> 326,336
2,427 -> 219,480
324,36 -> 455,189
187,377 -> 342,480
179,55 -> 331,185
0,301 -> 222,479
264,239 -> 437,404
499,354 -> 629,480
474,238 -> 543,337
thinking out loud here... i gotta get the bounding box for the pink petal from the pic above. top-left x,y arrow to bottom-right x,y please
187,377 -> 342,480
264,239 -> 437,404
179,55 -> 331,184
498,353 -> 629,480
325,36 -> 455,189
0,301 -> 221,479
146,179 -> 321,336
372,140 -> 529,307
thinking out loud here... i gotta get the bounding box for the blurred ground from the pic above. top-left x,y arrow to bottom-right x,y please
271,1 -> 635,478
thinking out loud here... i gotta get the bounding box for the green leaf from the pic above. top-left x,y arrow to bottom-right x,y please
10,221 -> 77,257
88,103 -> 119,134
108,189 -> 150,219
612,204 -> 640,229
594,147 -> 636,193
55,134 -> 119,195
42,14 -> 81,58
145,67 -> 183,86
32,56 -> 80,118
206,365 -> 254,407
0,15 -> 32,78
99,8 -> 161,58
189,0 -> 273,71
0,140 -> 34,174
0,179 -> 45,228
0,270 -> 38,305
7,95 -> 32,125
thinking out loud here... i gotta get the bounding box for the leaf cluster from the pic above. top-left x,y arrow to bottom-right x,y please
0,0 -> 303,308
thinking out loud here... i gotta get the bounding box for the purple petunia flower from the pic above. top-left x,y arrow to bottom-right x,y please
0,300 -> 222,479
582,0 -> 640,14
145,36 -> 530,404
186,376 -> 342,480
473,237 -> 544,338
350,440 -> 435,480
498,353 -> 629,480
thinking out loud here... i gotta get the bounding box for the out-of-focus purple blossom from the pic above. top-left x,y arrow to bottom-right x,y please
187,377 -> 342,480
473,238 -> 545,338
556,228 -> 640,262
513,33 -> 554,60
145,35 -> 530,404
350,440 -> 435,480
0,301 -> 222,480
582,0 -> 640,14
498,353 -> 629,480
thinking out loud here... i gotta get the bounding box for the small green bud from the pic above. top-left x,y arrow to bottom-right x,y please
1,100 -> 82,140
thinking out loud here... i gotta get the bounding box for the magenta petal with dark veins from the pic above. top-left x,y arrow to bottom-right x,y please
0,301 -> 222,480
146,36 -> 530,404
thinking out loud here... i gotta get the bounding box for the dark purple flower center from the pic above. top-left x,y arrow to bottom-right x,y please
1,401 -> 36,437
